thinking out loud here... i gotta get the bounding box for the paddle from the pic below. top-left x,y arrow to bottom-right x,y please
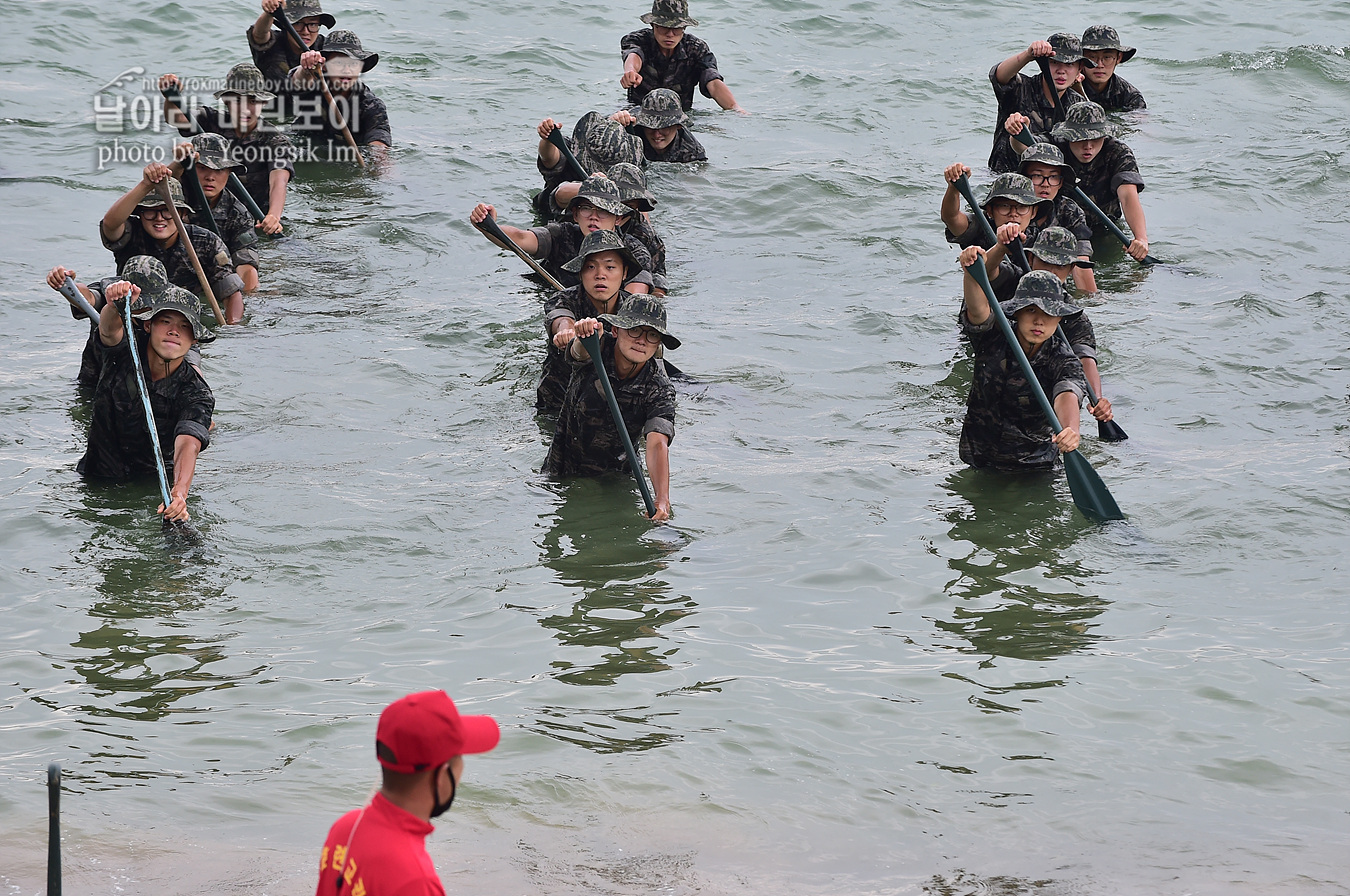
964,260 -> 1124,522
160,83 -> 266,224
578,330 -> 657,519
156,179 -> 228,326
545,127 -> 589,181
47,762 -> 60,896
122,296 -> 177,517
274,7 -> 366,168
58,276 -> 101,322
473,214 -> 695,382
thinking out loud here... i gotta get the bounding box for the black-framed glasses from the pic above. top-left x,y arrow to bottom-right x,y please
1028,173 -> 1063,185
620,326 -> 661,344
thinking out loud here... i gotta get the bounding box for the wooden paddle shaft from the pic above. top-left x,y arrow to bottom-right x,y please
473,216 -> 566,291
156,179 -> 228,326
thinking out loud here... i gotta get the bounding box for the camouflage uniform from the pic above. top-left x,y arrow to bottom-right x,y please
1081,75 -> 1146,112
289,30 -> 391,153
534,112 -> 646,221
621,213 -> 667,291
543,333 -> 676,477
102,220 -> 242,305
290,83 -> 392,151
246,0 -> 332,119
1053,136 -> 1144,222
184,106 -> 296,215
988,33 -> 1093,173
944,173 -> 1054,253
984,229 -> 1099,361
77,271 -> 215,483
959,275 -> 1086,473
621,30 -> 724,112
202,187 -> 261,271
537,285 -> 637,415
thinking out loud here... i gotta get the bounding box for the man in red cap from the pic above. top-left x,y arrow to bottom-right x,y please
315,690 -> 500,896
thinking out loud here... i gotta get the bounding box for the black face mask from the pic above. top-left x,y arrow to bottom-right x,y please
430,766 -> 456,818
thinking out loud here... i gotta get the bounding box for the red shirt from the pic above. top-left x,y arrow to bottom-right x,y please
315,793 -> 444,896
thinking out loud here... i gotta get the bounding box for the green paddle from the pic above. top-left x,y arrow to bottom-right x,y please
964,261 -> 1124,522
177,152 -> 220,237
545,126 -> 589,181
578,330 -> 657,519
47,762 -> 60,896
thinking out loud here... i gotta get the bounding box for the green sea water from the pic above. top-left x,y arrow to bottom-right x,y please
1,1 -> 1348,893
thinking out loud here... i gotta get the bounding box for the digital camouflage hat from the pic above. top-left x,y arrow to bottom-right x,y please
566,175 -> 632,218
981,173 -> 1052,210
135,176 -> 193,214
322,30 -> 379,71
572,112 -> 645,173
606,162 -> 657,211
1000,270 -> 1081,319
1027,226 -> 1091,267
285,0 -> 336,28
190,132 -> 240,170
1046,32 -> 1096,68
633,89 -> 688,129
121,256 -> 214,342
1081,25 -> 1136,63
1051,101 -> 1112,142
599,293 -> 681,350
213,62 -> 276,100
641,0 -> 698,28
560,228 -> 641,275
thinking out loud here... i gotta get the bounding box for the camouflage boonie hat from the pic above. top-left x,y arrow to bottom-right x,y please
1046,32 -> 1096,67
1081,25 -> 1136,63
1051,101 -> 1112,142
285,0 -> 336,28
981,173 -> 1052,210
1027,227 -> 1091,268
599,293 -> 681,349
190,132 -> 241,170
634,89 -> 689,129
567,175 -> 632,218
1019,142 -> 1076,186
560,228 -> 641,276
213,62 -> 276,100
119,255 -> 169,296
132,284 -> 215,343
641,0 -> 698,28
573,113 -> 645,172
135,177 -> 193,213
607,162 -> 657,211
322,30 -> 379,71
1000,270 -> 1081,319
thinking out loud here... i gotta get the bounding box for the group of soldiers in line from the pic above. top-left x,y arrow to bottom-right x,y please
48,0 -> 390,520
943,26 -> 1151,472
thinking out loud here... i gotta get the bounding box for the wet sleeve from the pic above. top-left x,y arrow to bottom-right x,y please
1108,143 -> 1145,194
174,374 -> 215,450
358,93 -> 392,146
543,288 -> 577,326
530,225 -> 556,260
100,219 -> 134,253
1061,312 -> 1097,361
1051,352 -> 1087,405
641,376 -> 677,445
266,132 -> 297,176
694,39 -> 724,94
248,25 -> 278,53
201,233 -> 246,298
620,29 -> 649,64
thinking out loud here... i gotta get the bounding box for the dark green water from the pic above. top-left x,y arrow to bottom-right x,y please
2,1 -> 1348,893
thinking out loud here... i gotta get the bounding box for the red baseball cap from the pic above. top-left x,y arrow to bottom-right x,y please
375,690 -> 500,773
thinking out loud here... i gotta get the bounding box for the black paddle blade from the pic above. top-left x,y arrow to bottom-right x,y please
1097,418 -> 1129,442
1064,450 -> 1124,522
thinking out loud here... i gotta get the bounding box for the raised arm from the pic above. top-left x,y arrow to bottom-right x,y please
941,163 -> 972,237
97,281 -> 138,346
101,163 -> 170,243
469,203 -> 541,254
994,40 -> 1052,85
537,118 -> 564,169
959,246 -> 992,325
251,0 -> 284,45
